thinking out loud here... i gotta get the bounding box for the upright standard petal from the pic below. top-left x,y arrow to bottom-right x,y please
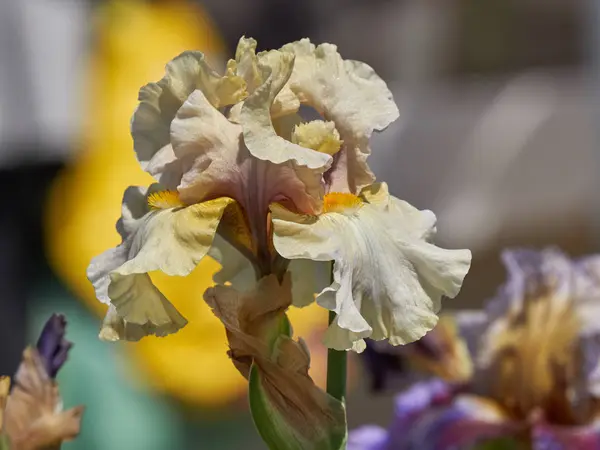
232,37 -> 301,118
204,274 -> 347,450
131,51 -> 246,187
272,183 -> 471,352
172,79 -> 327,216
171,87 -> 329,273
280,39 -> 399,193
240,49 -> 333,170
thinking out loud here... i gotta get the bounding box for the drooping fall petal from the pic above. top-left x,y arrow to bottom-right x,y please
87,184 -> 235,340
272,183 -> 471,352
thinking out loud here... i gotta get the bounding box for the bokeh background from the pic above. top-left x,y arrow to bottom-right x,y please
0,0 -> 598,448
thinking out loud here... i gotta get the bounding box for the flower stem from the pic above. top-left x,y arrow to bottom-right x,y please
326,313 -> 347,404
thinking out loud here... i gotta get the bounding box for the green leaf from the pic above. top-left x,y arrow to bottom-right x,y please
279,315 -> 292,338
0,434 -> 10,450
248,364 -> 347,450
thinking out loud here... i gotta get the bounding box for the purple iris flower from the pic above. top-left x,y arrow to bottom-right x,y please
351,248 -> 600,449
35,313 -> 72,378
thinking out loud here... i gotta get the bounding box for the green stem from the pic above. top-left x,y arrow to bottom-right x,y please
326,312 -> 347,404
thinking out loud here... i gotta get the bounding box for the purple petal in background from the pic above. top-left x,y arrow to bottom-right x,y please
36,313 -> 72,378
533,423 -> 600,450
348,379 -> 456,450
401,396 -> 518,450
393,379 -> 454,423
347,426 -> 389,450
487,248 -> 573,320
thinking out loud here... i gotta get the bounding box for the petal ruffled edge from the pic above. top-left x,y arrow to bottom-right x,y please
240,49 -> 333,170
131,51 -> 246,185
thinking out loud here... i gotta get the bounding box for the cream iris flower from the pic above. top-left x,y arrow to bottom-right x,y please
87,35 -> 471,355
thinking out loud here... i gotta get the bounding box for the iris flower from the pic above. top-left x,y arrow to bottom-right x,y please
87,36 -> 471,355
350,248 -> 600,449
0,314 -> 83,450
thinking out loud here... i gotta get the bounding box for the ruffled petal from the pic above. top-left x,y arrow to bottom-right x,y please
107,196 -> 234,337
99,304 -> 145,342
280,39 -> 399,193
131,51 -> 246,186
235,37 -> 262,92
288,259 -> 331,308
88,185 -> 233,340
113,196 -> 235,277
233,37 -> 300,117
240,49 -> 332,170
106,273 -> 188,340
271,183 -> 471,351
87,185 -> 151,304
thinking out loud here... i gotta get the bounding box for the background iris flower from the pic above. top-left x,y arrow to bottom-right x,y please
1,314 -> 83,450
351,248 -> 600,449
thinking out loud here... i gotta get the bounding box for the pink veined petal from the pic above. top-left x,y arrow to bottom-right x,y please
171,88 -> 326,265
